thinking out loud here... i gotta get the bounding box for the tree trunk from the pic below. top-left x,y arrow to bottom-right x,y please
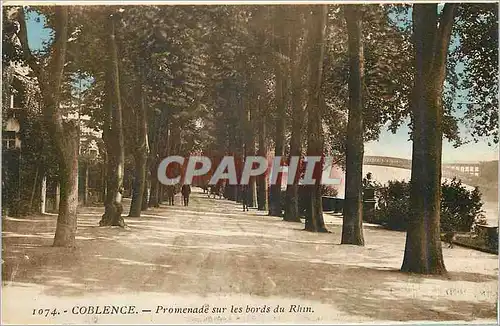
146,107 -> 170,210
17,7 -> 78,246
142,178 -> 150,210
82,162 -> 89,206
149,178 -> 160,208
40,175 -> 46,214
269,55 -> 287,217
269,8 -> 289,217
99,12 -> 125,227
257,95 -> 269,211
401,4 -> 457,274
283,75 -> 303,223
284,130 -> 301,223
129,66 -> 149,217
54,182 -> 60,212
282,67 -> 299,223
304,5 -> 328,233
341,6 -> 366,245
29,165 -> 40,212
53,126 -> 79,246
283,8 -> 310,223
129,152 -> 147,216
100,160 -> 107,203
47,10 -> 77,247
158,184 -> 165,204
244,92 -> 257,208
233,184 -> 239,201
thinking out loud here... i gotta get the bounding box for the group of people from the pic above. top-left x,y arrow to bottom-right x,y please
202,183 -> 250,212
171,182 -> 251,212
165,184 -> 192,206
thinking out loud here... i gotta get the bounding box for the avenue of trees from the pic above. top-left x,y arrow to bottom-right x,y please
2,4 -> 497,274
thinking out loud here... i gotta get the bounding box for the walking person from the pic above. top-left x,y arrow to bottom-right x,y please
166,185 -> 175,206
241,184 -> 249,212
443,231 -> 456,248
181,184 -> 191,207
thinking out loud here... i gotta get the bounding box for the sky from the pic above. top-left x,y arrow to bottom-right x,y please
24,8 -> 498,164
26,11 -> 52,52
364,124 -> 499,163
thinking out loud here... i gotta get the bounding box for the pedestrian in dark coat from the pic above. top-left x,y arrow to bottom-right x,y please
241,184 -> 249,212
181,184 -> 191,206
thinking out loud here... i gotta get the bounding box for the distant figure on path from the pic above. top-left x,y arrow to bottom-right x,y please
208,181 -> 224,199
181,184 -> 191,206
443,231 -> 456,248
201,184 -> 208,194
166,185 -> 175,206
241,184 -> 249,212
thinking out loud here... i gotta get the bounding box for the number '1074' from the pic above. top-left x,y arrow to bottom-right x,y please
32,308 -> 59,317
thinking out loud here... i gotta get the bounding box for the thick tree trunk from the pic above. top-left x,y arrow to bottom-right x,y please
53,126 -> 79,246
341,6 -> 365,245
99,13 -> 125,227
29,7 -> 78,246
129,68 -> 149,217
401,4 -> 457,274
149,178 -> 160,208
304,5 -> 328,233
17,8 -> 77,244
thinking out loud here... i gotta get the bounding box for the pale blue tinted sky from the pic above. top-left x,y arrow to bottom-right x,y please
26,11 -> 52,52
365,123 -> 499,163
24,7 -> 498,163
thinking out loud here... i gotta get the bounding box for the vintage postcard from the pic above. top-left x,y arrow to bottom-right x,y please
1,1 -> 498,324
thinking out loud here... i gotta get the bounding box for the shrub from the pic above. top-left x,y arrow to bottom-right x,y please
441,178 -> 486,232
321,185 -> 338,197
374,178 -> 486,232
375,180 -> 411,230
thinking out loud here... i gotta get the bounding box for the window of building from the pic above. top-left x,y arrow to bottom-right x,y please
2,131 -> 17,149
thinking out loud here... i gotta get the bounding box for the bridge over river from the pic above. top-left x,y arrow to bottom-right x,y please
363,156 -> 483,188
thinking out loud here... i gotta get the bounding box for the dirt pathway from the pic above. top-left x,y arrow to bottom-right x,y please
2,188 -> 498,324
